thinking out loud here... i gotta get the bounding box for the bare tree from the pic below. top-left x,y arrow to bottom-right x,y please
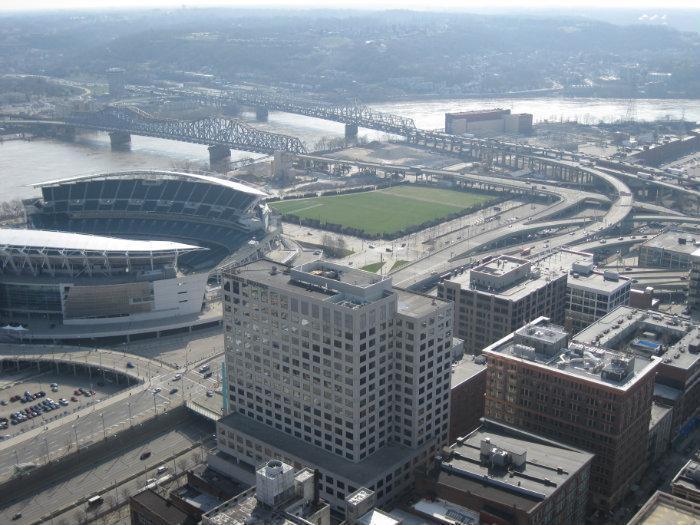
120,487 -> 131,503
320,234 -> 347,259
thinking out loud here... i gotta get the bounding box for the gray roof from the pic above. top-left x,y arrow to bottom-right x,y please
219,412 -> 412,486
435,420 -> 593,514
0,228 -> 202,253
450,356 -> 487,388
641,230 -> 700,256
574,306 -> 700,374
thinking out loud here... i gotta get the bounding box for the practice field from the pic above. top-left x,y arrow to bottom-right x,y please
270,185 -> 496,236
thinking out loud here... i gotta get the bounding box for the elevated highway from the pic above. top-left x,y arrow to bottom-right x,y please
633,215 -> 700,225
391,162 -> 634,290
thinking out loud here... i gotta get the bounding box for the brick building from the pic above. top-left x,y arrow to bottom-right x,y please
438,255 -> 567,354
449,355 -> 487,441
483,317 -> 660,511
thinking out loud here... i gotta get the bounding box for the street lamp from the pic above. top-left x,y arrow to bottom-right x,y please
100,413 -> 106,439
72,424 -> 78,448
127,402 -> 132,426
152,392 -> 157,415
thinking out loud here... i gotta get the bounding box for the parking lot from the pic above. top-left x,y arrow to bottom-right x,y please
0,368 -> 127,437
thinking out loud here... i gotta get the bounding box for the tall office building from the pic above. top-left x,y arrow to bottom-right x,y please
437,255 -> 567,354
482,317 -> 660,511
215,260 -> 454,510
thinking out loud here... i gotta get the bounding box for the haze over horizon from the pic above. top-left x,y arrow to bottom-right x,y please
2,0 -> 700,11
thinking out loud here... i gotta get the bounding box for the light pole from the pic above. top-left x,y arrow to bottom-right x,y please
152,392 -> 157,415
128,402 -> 132,426
44,436 -> 50,462
72,424 -> 78,448
100,413 -> 106,439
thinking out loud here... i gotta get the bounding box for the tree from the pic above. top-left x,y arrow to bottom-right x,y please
320,234 -> 348,259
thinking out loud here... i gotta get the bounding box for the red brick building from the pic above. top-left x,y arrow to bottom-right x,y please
482,317 -> 660,511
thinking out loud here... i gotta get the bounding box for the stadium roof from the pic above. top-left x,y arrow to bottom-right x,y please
32,170 -> 268,197
0,229 -> 203,253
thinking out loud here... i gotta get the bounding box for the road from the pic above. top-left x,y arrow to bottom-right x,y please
0,413 -> 214,525
0,346 -> 219,482
391,163 -> 634,289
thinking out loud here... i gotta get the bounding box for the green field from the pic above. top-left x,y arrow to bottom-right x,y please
270,186 -> 495,237
361,261 -> 385,273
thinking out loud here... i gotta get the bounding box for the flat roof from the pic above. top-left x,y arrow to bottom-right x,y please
641,230 -> 699,256
33,170 -> 268,197
628,491 -> 700,525
205,490 -> 325,525
473,256 -> 526,277
358,509 -> 402,525
395,289 -> 449,318
444,266 -> 565,302
485,318 -> 659,390
535,249 -> 629,293
450,356 -> 487,388
574,306 -> 700,373
219,411 -> 412,486
227,259 -> 391,306
131,489 -> 194,524
0,228 -> 202,253
434,420 -> 593,513
650,402 -> 673,427
672,459 -> 700,496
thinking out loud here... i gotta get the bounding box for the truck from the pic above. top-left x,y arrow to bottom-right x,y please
87,495 -> 103,507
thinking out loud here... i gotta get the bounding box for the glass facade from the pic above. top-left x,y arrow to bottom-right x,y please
0,283 -> 62,315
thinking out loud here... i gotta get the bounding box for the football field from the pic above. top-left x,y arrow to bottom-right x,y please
270,185 -> 496,237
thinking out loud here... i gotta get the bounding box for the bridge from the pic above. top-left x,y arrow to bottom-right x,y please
3,106 -> 307,168
65,105 -> 306,163
128,85 -> 417,139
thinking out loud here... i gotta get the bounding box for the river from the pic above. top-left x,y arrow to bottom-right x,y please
2,97 -> 700,201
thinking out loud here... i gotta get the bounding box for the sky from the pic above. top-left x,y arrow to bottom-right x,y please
1,0 -> 700,11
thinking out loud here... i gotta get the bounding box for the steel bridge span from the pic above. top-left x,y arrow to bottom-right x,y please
129,85 -> 417,139
4,106 -> 307,168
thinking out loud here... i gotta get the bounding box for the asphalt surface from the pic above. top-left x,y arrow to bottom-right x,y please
0,348 -> 219,482
1,414 -> 214,525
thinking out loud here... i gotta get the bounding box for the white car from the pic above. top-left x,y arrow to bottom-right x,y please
153,388 -> 161,394
173,374 -> 182,381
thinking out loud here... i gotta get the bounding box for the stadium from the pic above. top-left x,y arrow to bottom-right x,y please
1,170 -> 270,343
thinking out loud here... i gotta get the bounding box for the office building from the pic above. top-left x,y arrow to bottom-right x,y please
639,230 -> 699,270
672,459 -> 700,504
483,317 -> 660,511
445,109 -> 533,136
437,255 -> 567,354
449,355 -> 487,441
201,460 -> 330,525
416,419 -> 594,525
575,306 -> 700,436
216,260 -> 454,510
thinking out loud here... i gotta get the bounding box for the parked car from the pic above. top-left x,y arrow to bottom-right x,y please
139,451 -> 151,460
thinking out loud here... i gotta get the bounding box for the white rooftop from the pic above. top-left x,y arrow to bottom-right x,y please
0,229 -> 202,253
358,509 -> 402,525
33,170 -> 268,197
